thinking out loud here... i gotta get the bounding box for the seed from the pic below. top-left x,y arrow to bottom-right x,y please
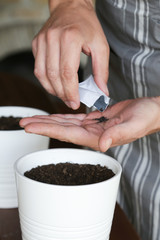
94,116 -> 108,123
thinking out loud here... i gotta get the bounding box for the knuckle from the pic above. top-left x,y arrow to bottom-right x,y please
36,32 -> 45,46
47,67 -> 58,81
61,27 -> 79,43
46,28 -> 59,43
34,68 -> 44,80
46,28 -> 53,42
61,66 -> 75,81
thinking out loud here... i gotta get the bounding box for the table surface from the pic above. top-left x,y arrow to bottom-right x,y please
0,72 -> 141,240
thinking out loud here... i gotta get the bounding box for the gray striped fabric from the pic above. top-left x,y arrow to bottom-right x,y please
95,1 -> 160,240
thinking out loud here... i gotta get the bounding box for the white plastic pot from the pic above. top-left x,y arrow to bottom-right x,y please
0,106 -> 50,208
15,148 -> 122,240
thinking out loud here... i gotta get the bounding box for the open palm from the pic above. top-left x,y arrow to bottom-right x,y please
21,110 -> 107,150
20,98 -> 160,152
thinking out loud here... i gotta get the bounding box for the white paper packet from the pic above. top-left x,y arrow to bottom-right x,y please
79,75 -> 110,112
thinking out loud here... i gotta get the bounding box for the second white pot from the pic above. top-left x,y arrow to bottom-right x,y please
0,106 -> 50,208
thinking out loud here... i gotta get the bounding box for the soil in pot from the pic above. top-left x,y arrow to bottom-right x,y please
24,162 -> 115,186
0,116 -> 22,130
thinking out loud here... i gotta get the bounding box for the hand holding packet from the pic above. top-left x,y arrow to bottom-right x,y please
79,75 -> 111,112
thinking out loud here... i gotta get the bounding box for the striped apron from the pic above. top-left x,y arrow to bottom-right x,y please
95,1 -> 160,240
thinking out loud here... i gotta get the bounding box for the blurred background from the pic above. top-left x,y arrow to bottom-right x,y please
0,0 -> 87,113
0,0 -> 49,84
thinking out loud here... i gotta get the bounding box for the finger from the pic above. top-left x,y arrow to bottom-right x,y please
47,116 -> 83,125
30,113 -> 86,121
47,116 -> 81,125
20,114 -> 85,127
24,122 -> 85,142
20,118 -> 33,127
99,122 -> 137,152
20,113 -> 86,127
49,113 -> 86,120
91,40 -> 109,96
35,113 -> 86,121
34,34 -> 55,95
46,30 -> 65,100
24,120 -> 78,128
20,117 -> 51,127
24,122 -> 99,150
60,30 -> 82,109
20,117 -> 62,126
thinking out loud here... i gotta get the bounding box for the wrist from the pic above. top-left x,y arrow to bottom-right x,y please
48,0 -> 94,14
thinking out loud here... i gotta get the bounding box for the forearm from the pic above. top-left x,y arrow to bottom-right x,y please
48,0 -> 94,13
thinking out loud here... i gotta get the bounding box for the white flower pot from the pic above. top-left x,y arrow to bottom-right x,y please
0,106 -> 50,208
15,148 -> 122,240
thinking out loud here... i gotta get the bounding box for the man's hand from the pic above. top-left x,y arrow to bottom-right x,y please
20,97 -> 160,152
32,0 -> 109,110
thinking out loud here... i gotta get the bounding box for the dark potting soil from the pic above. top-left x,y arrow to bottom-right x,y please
24,162 -> 115,186
0,116 -> 22,130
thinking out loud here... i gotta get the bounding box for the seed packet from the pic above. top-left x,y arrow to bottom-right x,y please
79,75 -> 110,112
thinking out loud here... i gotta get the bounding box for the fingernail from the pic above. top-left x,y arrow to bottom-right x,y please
70,101 -> 78,110
106,138 -> 112,150
65,101 -> 71,108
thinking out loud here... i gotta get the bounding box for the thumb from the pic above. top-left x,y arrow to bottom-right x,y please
99,123 -> 134,152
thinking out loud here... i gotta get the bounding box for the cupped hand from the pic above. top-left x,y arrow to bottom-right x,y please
20,97 -> 160,152
32,0 -> 109,110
